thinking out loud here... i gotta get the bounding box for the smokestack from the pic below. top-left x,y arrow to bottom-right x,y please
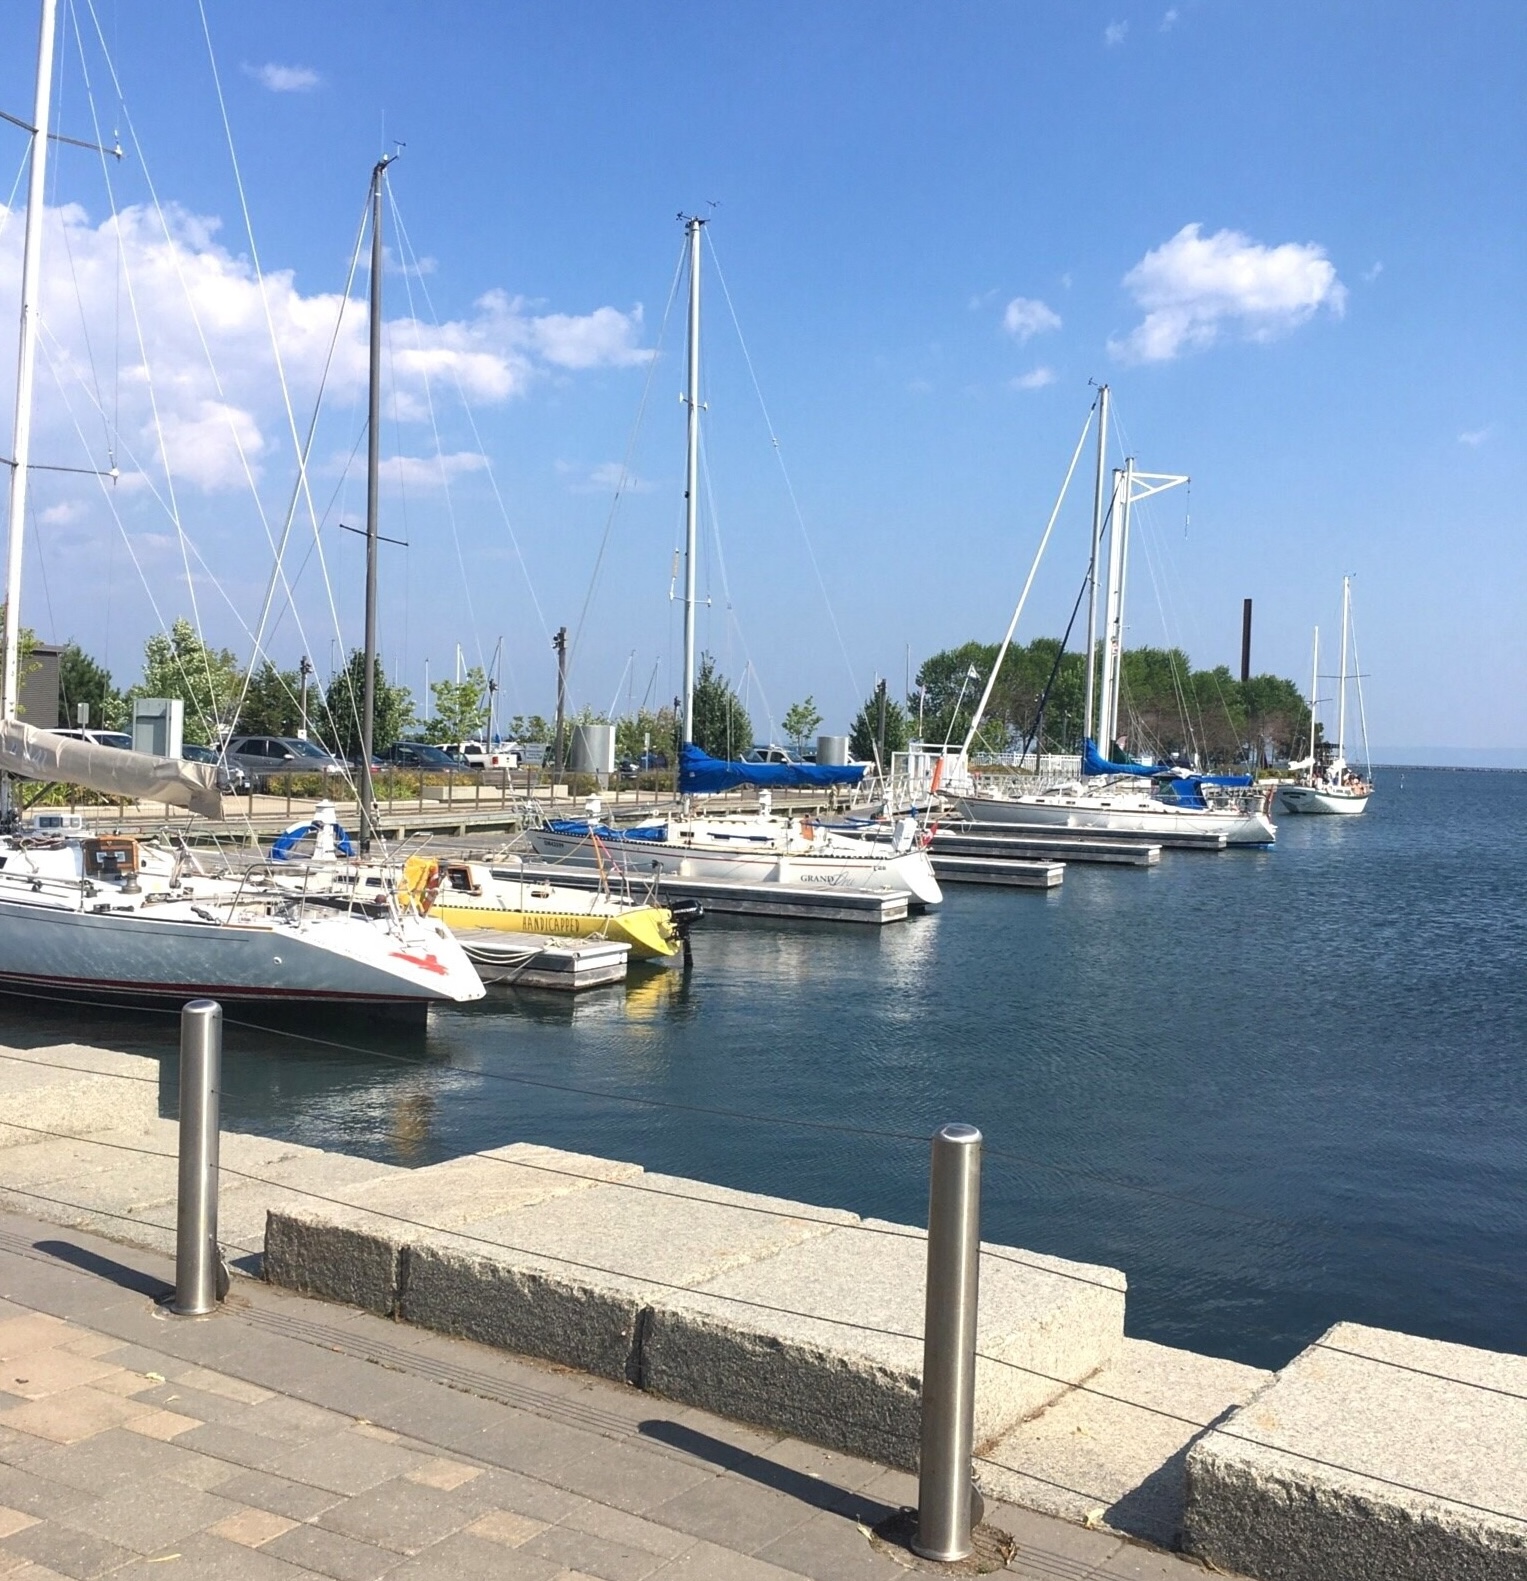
1240,598 -> 1253,683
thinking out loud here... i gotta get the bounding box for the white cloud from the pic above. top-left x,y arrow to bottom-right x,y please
1003,297 -> 1062,343
1362,261 -> 1384,283
1160,7 -> 1180,30
39,500 -> 84,526
1458,426 -> 1494,447
0,199 -> 652,497
380,451 -> 489,489
1012,367 -> 1057,391
245,63 -> 321,93
1105,21 -> 1129,46
1109,223 -> 1346,363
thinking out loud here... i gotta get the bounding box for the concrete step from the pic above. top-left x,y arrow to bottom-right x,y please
977,1336 -> 1271,1549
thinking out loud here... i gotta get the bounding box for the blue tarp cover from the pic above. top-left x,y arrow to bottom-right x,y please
677,743 -> 866,795
1081,738 -> 1161,778
543,819 -> 667,842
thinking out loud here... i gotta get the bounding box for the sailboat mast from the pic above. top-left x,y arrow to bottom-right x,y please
360,154 -> 393,849
2,0 -> 58,729
680,216 -> 703,746
1081,384 -> 1108,749
1337,575 -> 1350,760
1098,458 -> 1134,752
1307,627 -> 1319,761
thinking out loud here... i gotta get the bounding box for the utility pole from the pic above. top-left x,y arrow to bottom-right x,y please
298,655 -> 313,740
552,626 -> 568,792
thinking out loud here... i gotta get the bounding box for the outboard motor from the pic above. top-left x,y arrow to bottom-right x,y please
891,816 -> 918,854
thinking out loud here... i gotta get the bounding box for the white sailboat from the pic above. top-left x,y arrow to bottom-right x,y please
0,3 -> 484,1019
529,217 -> 942,909
944,387 -> 1277,848
1278,578 -> 1372,816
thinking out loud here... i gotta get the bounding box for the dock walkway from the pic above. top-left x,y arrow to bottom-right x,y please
0,1209 -> 1211,1580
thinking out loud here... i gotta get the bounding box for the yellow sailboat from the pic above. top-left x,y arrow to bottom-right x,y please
402,857 -> 681,962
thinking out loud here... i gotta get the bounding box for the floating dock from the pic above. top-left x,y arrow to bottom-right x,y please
929,853 -> 1065,888
451,928 -> 630,990
933,826 -> 1163,867
946,818 -> 1225,853
499,861 -> 910,925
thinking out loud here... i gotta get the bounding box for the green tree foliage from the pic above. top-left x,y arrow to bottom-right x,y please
57,641 -> 124,731
615,706 -> 676,761
781,696 -> 823,755
423,667 -> 488,744
236,660 -> 304,737
321,650 -> 414,758
913,640 -> 1057,753
507,714 -> 551,743
850,684 -> 910,764
133,618 -> 242,746
690,653 -> 751,758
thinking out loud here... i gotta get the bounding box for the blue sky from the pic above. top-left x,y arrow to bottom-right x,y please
0,1 -> 1521,759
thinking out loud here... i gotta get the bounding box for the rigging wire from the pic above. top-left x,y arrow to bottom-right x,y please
706,232 -> 862,704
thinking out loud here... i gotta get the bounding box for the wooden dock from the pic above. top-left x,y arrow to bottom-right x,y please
946,819 -> 1225,853
933,827 -> 1163,867
929,854 -> 1066,888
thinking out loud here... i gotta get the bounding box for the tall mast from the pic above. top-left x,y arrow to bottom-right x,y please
1307,626 -> 1319,761
359,153 -> 395,850
2,0 -> 59,728
1081,384 -> 1108,748
1096,461 -> 1129,753
1336,575 -> 1350,761
680,216 -> 703,746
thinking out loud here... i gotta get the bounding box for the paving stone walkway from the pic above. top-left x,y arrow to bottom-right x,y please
0,1209 -> 1214,1579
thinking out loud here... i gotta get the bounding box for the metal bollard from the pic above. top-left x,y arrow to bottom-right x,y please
172,1000 -> 224,1316
912,1122 -> 983,1561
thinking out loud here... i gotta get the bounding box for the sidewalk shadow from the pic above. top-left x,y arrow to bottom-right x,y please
34,1239 -> 171,1301
638,1419 -> 898,1526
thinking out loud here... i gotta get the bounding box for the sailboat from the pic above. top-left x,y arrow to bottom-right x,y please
528,217 -> 943,909
0,4 -> 484,1019
944,387 -> 1277,848
1277,578 -> 1372,815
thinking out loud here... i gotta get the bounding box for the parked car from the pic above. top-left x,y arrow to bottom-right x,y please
380,742 -> 462,771
445,740 -> 521,772
742,745 -> 803,765
223,735 -> 347,788
181,742 -> 249,794
44,727 -> 132,750
618,749 -> 669,776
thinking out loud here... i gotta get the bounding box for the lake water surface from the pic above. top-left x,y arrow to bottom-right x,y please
7,765 -> 1523,1371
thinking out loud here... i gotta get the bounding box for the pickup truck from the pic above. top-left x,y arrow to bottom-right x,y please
447,740 -> 521,772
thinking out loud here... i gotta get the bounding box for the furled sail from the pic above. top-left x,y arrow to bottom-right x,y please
0,720 -> 223,819
678,743 -> 867,795
1081,738 -> 1161,778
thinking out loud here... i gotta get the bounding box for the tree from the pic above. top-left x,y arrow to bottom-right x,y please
690,653 -> 751,759
132,618 -> 242,746
321,650 -> 415,758
236,660 -> 304,737
57,641 -> 124,731
507,714 -> 551,743
850,683 -> 909,764
781,696 -> 823,755
424,667 -> 487,744
615,705 -> 676,761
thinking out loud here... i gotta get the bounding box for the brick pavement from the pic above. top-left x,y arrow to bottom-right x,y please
0,1209 -> 1217,1579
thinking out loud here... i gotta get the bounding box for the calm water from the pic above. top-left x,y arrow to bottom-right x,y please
6,766 -> 1524,1371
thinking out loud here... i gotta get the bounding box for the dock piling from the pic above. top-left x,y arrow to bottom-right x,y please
913,1122 -> 984,1561
172,999 -> 224,1316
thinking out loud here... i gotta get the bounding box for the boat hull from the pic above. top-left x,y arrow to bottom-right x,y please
950,790 -> 1276,847
0,891 -> 485,1018
528,826 -> 943,908
1276,784 -> 1370,816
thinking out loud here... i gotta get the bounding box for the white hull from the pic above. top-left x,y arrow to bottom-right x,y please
0,838 -> 485,1015
951,788 -> 1277,847
530,817 -> 943,908
1276,783 -> 1369,816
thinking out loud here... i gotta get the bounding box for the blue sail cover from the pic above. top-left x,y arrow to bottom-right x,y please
1081,738 -> 1161,778
678,743 -> 866,795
